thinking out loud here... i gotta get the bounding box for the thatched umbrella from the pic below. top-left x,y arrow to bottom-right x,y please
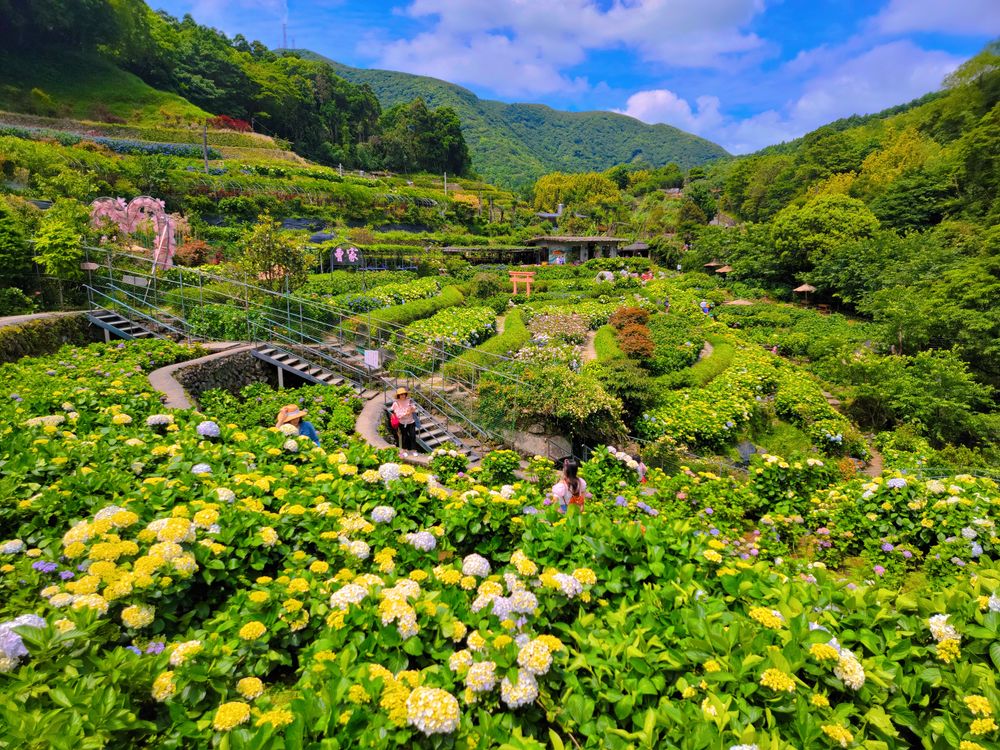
715,265 -> 732,276
793,283 -> 816,304
703,259 -> 722,268
724,299 -> 754,306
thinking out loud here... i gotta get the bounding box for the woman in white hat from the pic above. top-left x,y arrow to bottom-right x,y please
390,387 -> 417,453
276,404 -> 321,446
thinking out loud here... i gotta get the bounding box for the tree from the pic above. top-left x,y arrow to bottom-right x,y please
771,194 -> 880,274
238,214 -> 309,292
0,202 -> 32,278
32,215 -> 83,308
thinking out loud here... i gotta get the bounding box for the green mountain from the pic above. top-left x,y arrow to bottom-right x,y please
290,51 -> 729,188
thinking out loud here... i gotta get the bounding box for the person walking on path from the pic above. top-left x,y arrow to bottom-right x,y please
276,404 -> 321,446
391,387 -> 418,454
551,458 -> 587,511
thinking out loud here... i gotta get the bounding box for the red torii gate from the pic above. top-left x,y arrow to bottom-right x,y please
509,270 -> 535,297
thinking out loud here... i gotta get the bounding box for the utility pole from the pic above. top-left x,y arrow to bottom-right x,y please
282,23 -> 287,49
443,172 -> 447,195
202,122 -> 209,174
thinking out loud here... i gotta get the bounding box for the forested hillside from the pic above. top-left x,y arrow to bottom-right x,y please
297,51 -> 730,188
0,1 -> 470,176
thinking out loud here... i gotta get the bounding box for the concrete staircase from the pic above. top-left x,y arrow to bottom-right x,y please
87,308 -> 159,341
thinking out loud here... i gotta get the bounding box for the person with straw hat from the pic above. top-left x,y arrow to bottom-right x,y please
276,404 -> 321,446
390,386 -> 417,454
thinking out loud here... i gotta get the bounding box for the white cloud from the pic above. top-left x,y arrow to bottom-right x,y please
374,0 -> 766,96
616,41 -> 964,153
614,89 -> 722,134
873,0 -> 1000,36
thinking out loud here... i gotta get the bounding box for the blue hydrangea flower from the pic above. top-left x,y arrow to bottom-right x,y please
196,421 -> 221,438
191,463 -> 212,475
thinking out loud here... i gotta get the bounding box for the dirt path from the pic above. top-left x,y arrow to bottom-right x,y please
495,314 -> 506,336
698,340 -> 714,361
582,330 -> 598,363
863,441 -> 884,478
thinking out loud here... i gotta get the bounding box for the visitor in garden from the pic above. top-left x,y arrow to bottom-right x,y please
551,458 -> 587,511
276,404 -> 321,447
391,387 -> 418,454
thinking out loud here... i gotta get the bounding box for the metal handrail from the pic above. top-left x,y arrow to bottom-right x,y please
84,286 -> 195,342
388,369 -> 499,446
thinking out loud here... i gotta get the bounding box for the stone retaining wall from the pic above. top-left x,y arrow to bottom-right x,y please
173,350 -> 277,404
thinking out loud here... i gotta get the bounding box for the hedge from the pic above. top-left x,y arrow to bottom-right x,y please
442,309 -> 529,379
0,314 -> 92,363
593,324 -> 624,361
349,285 -> 465,338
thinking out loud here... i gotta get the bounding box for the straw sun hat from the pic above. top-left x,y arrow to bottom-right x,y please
395,387 -> 409,397
276,404 -> 308,426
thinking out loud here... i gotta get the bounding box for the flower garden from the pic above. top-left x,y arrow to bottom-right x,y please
1,335 -> 1000,750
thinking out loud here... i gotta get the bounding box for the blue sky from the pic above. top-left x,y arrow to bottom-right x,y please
153,0 -> 1000,153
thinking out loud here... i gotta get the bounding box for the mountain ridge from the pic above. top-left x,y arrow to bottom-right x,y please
288,50 -> 730,187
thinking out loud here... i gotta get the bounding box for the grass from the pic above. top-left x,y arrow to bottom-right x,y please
0,49 -> 209,125
352,285 -> 465,336
593,325 -> 624,361
750,420 -> 814,457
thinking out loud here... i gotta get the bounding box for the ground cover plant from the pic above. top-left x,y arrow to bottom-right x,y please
2,339 -> 1000,750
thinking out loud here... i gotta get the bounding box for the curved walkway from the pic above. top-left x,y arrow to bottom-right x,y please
354,388 -> 432,467
698,339 -> 715,361
147,342 -> 250,409
581,330 -> 598,363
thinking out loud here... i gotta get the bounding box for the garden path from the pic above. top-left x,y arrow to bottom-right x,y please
863,442 -> 884,478
581,330 -> 598,363
698,340 -> 715,360
495,314 -> 506,335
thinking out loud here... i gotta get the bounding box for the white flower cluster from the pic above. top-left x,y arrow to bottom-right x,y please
145,414 -> 174,427
340,538 -> 370,560
500,670 -> 539,708
928,613 -> 959,643
24,415 -> 65,428
378,463 -> 401,483
832,647 -> 865,691
405,531 -> 436,552
0,614 -> 45,673
461,554 -> 491,578
371,505 -> 396,524
0,539 -> 25,555
553,573 -> 583,598
448,649 -> 473,672
283,439 -> 299,453
215,488 -> 236,503
329,583 -> 368,610
406,686 -> 460,736
465,660 -> 497,693
606,445 -> 642,473
278,423 -> 299,436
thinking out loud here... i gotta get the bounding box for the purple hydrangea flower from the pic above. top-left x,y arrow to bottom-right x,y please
881,543 -> 894,552
59,571 -> 74,580
196,421 -> 221,438
901,550 -> 913,559
126,646 -> 142,655
886,477 -> 907,489
615,496 -> 627,507
523,506 -> 539,515
145,641 -> 166,655
191,463 -> 212,475
31,561 -> 58,573
704,507 -> 714,515
971,543 -> 984,558
874,565 -> 886,576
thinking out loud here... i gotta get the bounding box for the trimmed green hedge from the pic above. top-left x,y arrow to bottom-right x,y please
351,285 -> 465,337
0,314 -> 92,363
442,309 -> 529,379
594,324 -> 624,361
687,334 -> 736,386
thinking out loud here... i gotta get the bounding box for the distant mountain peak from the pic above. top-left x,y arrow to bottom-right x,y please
288,50 -> 728,187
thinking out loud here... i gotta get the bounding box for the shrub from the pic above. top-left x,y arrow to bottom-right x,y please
470,272 -> 502,299
0,314 -> 91,363
430,444 -> 469,482
478,449 -> 521,485
616,324 -> 654,359
357,285 -> 465,337
0,287 -> 35,316
609,306 -> 650,330
584,359 -> 657,424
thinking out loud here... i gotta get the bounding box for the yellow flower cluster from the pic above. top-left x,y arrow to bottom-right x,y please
971,717 -> 998,736
749,607 -> 785,630
572,568 -> 597,585
810,643 -> 840,662
121,604 -> 154,629
703,549 -> 723,563
821,723 -> 853,747
212,701 -> 251,732
238,621 -> 267,640
965,695 -> 993,717
937,638 -> 961,664
256,708 -> 294,728
237,677 -> 264,700
151,671 -> 175,702
759,668 -> 795,693
510,550 -> 538,577
811,694 -> 830,708
703,659 -> 721,673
